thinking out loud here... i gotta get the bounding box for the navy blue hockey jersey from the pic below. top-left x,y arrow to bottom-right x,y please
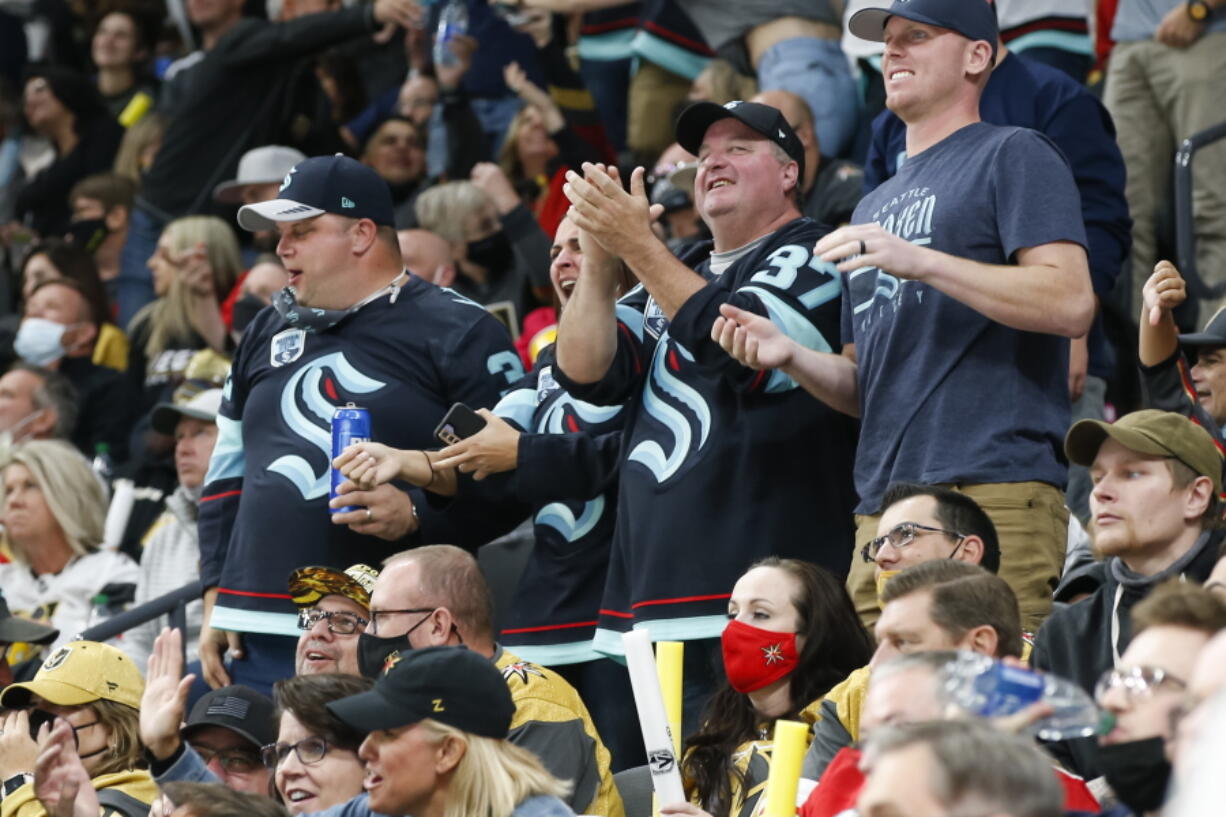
553,217 -> 859,655
199,275 -> 523,636
493,344 -> 627,665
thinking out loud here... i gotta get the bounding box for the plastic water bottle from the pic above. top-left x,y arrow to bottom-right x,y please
938,652 -> 1108,740
87,592 -> 111,630
91,443 -> 113,483
433,0 -> 468,69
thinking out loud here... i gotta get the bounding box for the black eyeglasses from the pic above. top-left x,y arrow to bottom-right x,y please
861,522 -> 965,563
192,743 -> 263,774
297,608 -> 369,635
367,607 -> 434,636
261,736 -> 330,769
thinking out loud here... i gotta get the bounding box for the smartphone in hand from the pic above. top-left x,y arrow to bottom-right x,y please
434,403 -> 487,446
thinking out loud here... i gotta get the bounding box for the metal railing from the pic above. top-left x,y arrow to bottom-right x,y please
1173,120 -> 1226,300
77,580 -> 203,655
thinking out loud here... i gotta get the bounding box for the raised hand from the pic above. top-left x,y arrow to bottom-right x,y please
33,719 -> 99,817
140,628 -> 196,760
0,709 -> 39,779
564,164 -> 655,261
1142,260 -> 1187,327
372,0 -> 424,29
711,303 -> 797,371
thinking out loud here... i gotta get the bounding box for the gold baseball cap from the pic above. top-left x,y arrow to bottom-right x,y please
0,641 -> 144,709
1065,409 -> 1223,495
288,564 -> 379,611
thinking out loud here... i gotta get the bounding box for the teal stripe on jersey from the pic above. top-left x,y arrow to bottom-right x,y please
578,29 -> 637,62
204,415 -> 244,484
212,606 -> 300,637
592,614 -> 729,657
1008,30 -> 1093,57
502,640 -> 602,666
630,32 -> 710,81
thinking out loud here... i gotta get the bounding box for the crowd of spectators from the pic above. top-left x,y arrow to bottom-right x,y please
0,0 -> 1223,816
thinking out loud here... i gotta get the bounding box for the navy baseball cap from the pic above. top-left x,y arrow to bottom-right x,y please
675,100 -> 805,184
327,646 -> 515,739
238,154 -> 395,232
849,0 -> 999,64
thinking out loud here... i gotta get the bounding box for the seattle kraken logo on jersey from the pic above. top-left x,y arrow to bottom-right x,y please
271,328 -> 306,367
629,334 -> 711,484
643,297 -> 668,340
268,351 -> 387,500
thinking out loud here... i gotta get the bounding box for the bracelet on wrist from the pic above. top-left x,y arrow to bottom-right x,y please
420,450 -> 436,488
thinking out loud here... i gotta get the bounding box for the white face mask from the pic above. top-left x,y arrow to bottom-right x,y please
14,318 -> 68,367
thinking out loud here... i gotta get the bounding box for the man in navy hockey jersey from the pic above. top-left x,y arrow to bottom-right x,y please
197,155 -> 523,692
556,101 -> 858,719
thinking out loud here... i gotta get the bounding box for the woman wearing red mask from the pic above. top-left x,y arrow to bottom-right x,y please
671,558 -> 872,817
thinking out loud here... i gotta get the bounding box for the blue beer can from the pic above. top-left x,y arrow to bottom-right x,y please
330,402 -> 371,514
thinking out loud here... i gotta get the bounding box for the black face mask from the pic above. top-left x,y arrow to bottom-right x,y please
271,272 -> 405,334
356,632 -> 411,679
231,293 -> 267,334
1096,736 -> 1172,814
64,219 -> 108,253
465,230 -> 513,273
28,709 -> 107,759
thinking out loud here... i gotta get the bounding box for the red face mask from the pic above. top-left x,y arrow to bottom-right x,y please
721,619 -> 800,693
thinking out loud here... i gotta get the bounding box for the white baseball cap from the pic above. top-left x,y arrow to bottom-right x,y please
214,145 -> 307,205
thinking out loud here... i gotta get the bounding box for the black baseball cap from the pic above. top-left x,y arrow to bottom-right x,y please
1180,306 -> 1226,349
849,0 -> 999,64
238,154 -> 396,232
0,593 -> 57,646
327,646 -> 514,739
181,685 -> 279,750
675,100 -> 806,183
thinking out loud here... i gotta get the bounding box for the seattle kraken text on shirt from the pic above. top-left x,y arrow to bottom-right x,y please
856,185 -> 936,330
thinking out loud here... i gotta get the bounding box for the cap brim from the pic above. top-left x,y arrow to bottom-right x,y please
237,199 -> 326,232
0,616 -> 58,646
181,719 -> 266,750
1178,331 -> 1226,348
212,180 -> 244,206
668,164 -> 697,195
1064,419 -> 1173,467
847,8 -> 891,41
327,688 -> 424,733
151,403 -> 217,436
675,102 -> 737,156
0,678 -> 99,709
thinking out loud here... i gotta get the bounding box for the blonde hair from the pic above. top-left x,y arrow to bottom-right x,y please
497,106 -> 537,183
90,698 -> 146,775
414,182 -> 491,243
0,439 -> 105,563
418,719 -> 569,817
132,216 -> 241,363
112,112 -> 164,184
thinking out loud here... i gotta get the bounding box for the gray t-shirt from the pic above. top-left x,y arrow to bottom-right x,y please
674,0 -> 839,52
1112,0 -> 1226,42
841,122 -> 1088,513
